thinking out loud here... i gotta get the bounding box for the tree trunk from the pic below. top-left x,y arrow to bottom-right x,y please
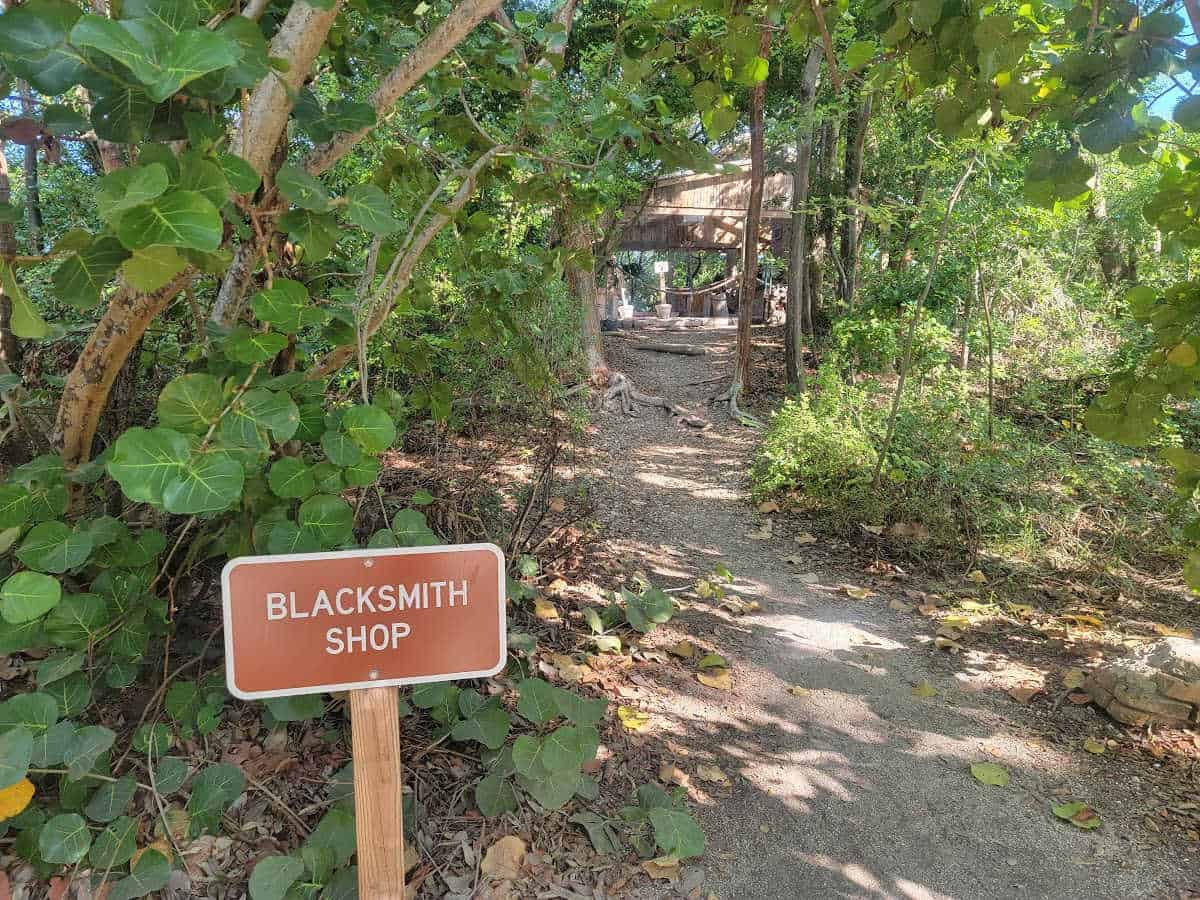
18,82 -> 43,255
838,93 -> 872,308
959,263 -> 978,370
809,120 -> 838,336
563,216 -> 603,372
890,167 -> 927,271
786,43 -> 822,389
732,26 -> 771,394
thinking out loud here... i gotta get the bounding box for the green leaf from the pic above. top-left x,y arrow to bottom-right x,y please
65,725 -> 115,780
239,388 -> 300,442
153,757 -> 188,794
122,245 -> 186,292
735,55 -> 768,85
0,484 -> 32,529
321,430 -> 362,466
450,702 -> 511,750
297,494 -> 354,546
391,507 -> 437,546
342,456 -> 380,487
542,724 -> 598,772
43,103 -> 90,135
516,766 -> 579,810
186,763 -> 245,834
264,694 -> 324,721
217,151 -> 261,194
0,0 -> 79,56
251,279 -> 327,332
97,164 -> 170,221
225,326 -> 289,364
162,449 -> 244,514
278,208 -> 339,260
1052,800 -> 1102,829
0,263 -> 46,340
36,651 -> 84,688
91,86 -> 155,143
108,848 -> 171,899
84,776 -> 136,823
90,815 -> 137,867
0,725 -> 33,789
343,184 -> 401,234
475,773 -> 518,816
845,40 -> 876,69
268,457 -> 315,499
277,163 -> 331,211
1,571 -> 62,623
107,426 -> 190,504
342,404 -> 396,454
116,190 -> 223,251
39,813 -> 91,864
250,855 -> 304,900
648,808 -> 704,859
266,521 -> 321,555
46,672 -> 91,717
17,522 -> 94,574
516,678 -> 560,724
53,236 -> 130,309
157,373 -> 222,433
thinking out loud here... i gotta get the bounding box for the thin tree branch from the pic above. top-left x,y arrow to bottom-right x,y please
304,0 -> 503,176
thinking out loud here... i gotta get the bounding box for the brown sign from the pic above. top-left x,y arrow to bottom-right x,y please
221,544 -> 506,699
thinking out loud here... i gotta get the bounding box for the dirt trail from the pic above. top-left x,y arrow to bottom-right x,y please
579,327 -> 1196,900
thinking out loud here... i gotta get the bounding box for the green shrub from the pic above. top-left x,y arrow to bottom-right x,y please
752,396 -> 876,500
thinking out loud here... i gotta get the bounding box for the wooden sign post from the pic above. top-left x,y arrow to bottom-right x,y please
221,544 -> 506,899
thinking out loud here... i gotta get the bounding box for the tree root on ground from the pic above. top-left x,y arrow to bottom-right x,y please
711,382 -> 763,427
568,370 -> 708,428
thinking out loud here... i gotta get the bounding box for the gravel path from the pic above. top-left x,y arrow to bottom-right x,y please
581,326 -> 1197,900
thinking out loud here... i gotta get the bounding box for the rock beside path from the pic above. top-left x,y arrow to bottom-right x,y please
1086,637 -> 1200,726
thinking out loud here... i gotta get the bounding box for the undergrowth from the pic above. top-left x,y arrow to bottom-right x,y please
753,360 -> 1186,581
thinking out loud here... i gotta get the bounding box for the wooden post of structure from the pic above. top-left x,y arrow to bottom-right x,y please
351,686 -> 405,899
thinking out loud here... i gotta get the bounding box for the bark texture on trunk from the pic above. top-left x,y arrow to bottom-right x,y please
732,26 -> 771,392
839,93 -> 872,307
785,44 -> 822,388
18,82 -> 43,255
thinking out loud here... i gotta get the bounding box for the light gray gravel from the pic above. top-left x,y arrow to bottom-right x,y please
578,328 -> 1198,900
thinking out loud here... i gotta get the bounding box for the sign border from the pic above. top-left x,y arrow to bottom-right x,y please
220,542 -> 507,700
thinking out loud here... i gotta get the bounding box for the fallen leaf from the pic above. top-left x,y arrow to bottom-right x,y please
545,578 -> 569,597
794,532 -> 817,545
936,625 -> 963,640
548,497 -> 566,513
658,763 -> 690,787
860,523 -> 884,535
695,764 -> 731,786
786,685 -> 810,697
965,569 -> 987,584
642,857 -> 681,882
696,653 -> 728,669
1061,668 -> 1086,690
743,600 -> 760,612
696,668 -> 732,690
888,598 -> 913,612
839,584 -> 874,600
911,680 -> 938,698
941,614 -> 971,629
934,636 -> 964,653
667,640 -> 696,659
549,653 -> 592,684
1052,801 -> 1102,830
1067,691 -> 1091,705
1082,738 -> 1106,755
480,836 -> 527,881
0,778 -> 34,820
533,599 -> 560,622
1062,614 -> 1103,629
970,762 -> 1010,787
797,572 -> 821,584
1007,686 -> 1042,704
617,705 -> 651,732
757,500 -> 780,513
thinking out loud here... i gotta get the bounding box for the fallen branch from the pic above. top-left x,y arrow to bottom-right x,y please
630,342 -> 706,356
